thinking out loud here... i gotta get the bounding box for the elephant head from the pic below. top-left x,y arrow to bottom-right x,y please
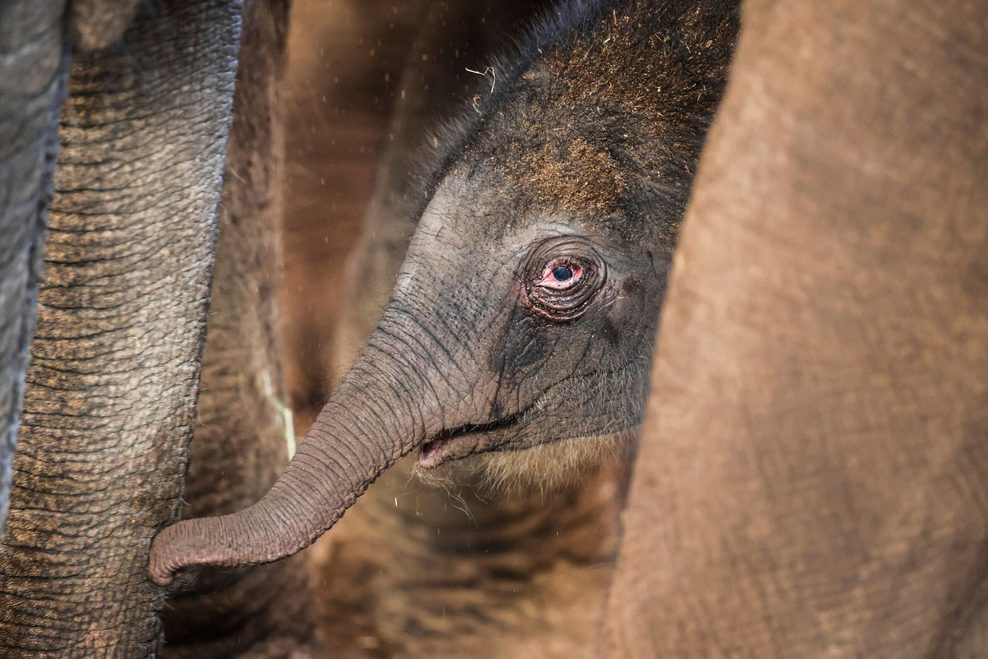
150,0 -> 737,585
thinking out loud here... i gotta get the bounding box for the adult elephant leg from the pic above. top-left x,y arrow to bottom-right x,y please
602,0 -> 988,655
0,0 -> 142,552
159,1 -> 317,655
0,1 -> 241,656
0,0 -> 67,536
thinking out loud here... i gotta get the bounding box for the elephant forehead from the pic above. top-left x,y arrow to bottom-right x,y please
518,138 -> 626,215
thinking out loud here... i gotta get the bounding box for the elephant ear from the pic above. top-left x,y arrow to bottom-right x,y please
67,0 -> 142,51
601,0 -> 988,656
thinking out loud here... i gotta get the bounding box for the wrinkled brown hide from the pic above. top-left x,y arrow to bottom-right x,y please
602,0 -> 988,655
159,1 -> 317,656
0,0 -> 66,537
0,1 -> 241,654
316,2 -> 624,656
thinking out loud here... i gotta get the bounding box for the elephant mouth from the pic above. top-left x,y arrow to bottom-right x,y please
418,407 -> 531,468
417,360 -> 640,468
417,358 -> 644,468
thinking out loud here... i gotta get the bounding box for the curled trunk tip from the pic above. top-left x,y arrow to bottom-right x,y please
149,505 -> 300,586
148,521 -> 207,586
148,482 -> 358,587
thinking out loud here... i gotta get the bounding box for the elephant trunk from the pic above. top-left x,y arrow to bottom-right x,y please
149,337 -> 435,586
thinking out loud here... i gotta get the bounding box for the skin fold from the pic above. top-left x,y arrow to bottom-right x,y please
602,0 -> 988,655
149,0 -> 740,594
0,2 -> 241,654
0,0 -> 139,544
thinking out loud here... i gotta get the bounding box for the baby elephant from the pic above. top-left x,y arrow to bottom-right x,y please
150,0 -> 738,584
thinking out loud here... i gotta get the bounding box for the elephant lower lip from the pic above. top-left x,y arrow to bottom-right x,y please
417,409 -> 530,468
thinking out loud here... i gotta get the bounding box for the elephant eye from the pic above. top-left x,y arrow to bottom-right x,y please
538,260 -> 583,290
522,238 -> 605,322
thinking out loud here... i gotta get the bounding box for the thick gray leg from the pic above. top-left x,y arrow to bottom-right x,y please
0,1 -> 241,655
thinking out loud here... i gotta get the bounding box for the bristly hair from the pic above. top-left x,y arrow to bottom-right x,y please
393,0 -> 738,490
414,429 -> 636,499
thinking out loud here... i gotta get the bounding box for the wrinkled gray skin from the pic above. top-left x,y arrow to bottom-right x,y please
0,0 -> 143,552
151,0 -> 738,584
0,1 -> 309,655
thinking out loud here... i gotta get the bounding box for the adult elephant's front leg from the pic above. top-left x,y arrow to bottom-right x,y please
0,1 -> 241,655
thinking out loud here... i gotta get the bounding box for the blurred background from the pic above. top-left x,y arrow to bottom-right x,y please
279,0 -> 419,429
